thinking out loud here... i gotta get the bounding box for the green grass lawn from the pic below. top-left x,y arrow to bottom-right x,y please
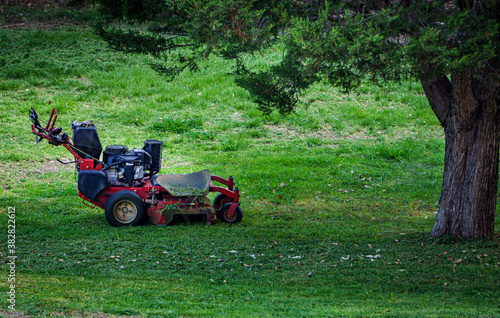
0,19 -> 499,317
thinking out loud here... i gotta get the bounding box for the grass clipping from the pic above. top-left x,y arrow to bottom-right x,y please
167,186 -> 208,197
155,170 -> 211,197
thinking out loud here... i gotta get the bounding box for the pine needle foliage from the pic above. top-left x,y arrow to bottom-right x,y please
94,0 -> 500,115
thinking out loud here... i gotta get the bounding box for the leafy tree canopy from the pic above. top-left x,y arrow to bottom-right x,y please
95,0 -> 499,114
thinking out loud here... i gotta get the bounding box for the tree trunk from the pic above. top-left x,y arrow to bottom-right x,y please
421,70 -> 500,239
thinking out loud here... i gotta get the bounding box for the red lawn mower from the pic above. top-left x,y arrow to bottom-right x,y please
29,108 -> 242,227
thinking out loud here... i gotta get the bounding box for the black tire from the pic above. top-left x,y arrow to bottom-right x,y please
213,193 -> 231,208
219,203 -> 243,224
105,190 -> 145,227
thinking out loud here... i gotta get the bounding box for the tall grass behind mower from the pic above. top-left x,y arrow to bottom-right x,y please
29,108 -> 243,227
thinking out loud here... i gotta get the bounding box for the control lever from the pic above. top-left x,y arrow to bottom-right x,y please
52,127 -> 62,135
49,127 -> 68,145
57,159 -> 77,164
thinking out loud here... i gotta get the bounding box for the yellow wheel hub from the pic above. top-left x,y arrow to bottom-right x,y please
113,200 -> 137,223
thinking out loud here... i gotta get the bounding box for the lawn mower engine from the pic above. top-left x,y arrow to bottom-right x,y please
101,142 -> 161,186
30,108 -> 242,227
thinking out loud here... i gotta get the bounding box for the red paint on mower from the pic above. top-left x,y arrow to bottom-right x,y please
30,108 -> 242,227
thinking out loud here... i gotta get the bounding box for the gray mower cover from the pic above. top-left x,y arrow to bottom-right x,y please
155,169 -> 211,196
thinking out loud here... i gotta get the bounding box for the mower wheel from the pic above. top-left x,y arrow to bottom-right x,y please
213,193 -> 231,207
105,191 -> 145,227
219,203 -> 243,224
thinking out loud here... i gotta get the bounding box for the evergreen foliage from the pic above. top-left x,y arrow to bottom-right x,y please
94,0 -> 499,114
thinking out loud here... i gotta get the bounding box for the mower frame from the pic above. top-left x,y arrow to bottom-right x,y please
30,107 -> 242,226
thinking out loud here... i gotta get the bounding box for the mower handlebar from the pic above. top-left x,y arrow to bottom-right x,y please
30,107 -> 68,145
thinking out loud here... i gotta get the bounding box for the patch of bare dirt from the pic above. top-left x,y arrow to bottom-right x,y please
0,20 -> 88,30
264,124 -> 337,140
0,0 -> 94,29
0,160 -> 73,173
264,125 -> 376,142
2,0 -> 90,9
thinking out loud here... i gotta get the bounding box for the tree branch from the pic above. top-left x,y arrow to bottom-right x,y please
420,74 -> 453,127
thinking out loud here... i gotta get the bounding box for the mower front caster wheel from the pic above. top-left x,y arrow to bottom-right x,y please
105,190 -> 145,227
218,203 -> 243,224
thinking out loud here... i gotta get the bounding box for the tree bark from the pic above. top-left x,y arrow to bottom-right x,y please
422,70 -> 500,239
